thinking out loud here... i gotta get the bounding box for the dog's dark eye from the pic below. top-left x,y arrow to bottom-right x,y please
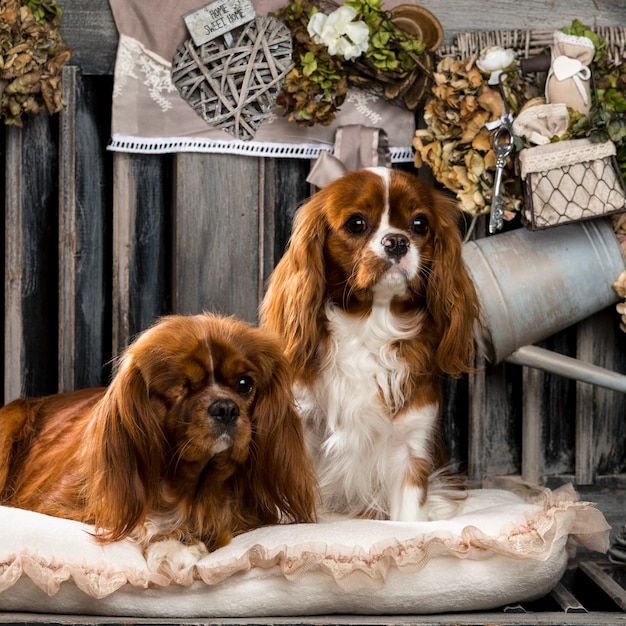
410,215 -> 429,235
236,375 -> 254,397
345,215 -> 368,235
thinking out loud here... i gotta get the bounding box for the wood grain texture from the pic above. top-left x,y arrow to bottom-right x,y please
58,66 -> 108,391
59,0 -> 118,75
173,153 -> 261,322
112,152 -> 171,353
4,118 -> 59,403
57,0 -> 626,75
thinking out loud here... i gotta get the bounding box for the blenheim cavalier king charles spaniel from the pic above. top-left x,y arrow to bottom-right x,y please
0,314 -> 316,569
261,167 -> 480,522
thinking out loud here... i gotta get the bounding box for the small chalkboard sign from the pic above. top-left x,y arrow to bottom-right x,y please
184,0 -> 256,47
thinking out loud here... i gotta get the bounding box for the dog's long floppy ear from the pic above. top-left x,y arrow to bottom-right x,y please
0,399 -> 30,492
260,195 -> 328,379
235,338 -> 317,528
427,193 -> 481,377
85,353 -> 164,542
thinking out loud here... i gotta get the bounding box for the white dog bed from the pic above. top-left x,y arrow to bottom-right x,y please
0,485 -> 610,617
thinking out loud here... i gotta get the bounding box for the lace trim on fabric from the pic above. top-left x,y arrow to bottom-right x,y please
113,35 -> 177,112
107,134 -> 416,162
519,138 -> 617,176
553,29 -> 596,49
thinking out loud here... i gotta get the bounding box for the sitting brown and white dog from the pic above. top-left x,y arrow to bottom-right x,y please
261,168 -> 480,522
0,313 -> 317,569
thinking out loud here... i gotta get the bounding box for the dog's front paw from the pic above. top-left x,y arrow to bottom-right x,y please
144,538 -> 209,574
390,485 -> 429,522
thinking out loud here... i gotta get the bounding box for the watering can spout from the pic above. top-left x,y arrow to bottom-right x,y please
462,219 -> 626,393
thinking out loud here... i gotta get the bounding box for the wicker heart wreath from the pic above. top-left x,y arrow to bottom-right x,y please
172,17 -> 293,141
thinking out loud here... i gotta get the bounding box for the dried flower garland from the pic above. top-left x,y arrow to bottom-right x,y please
273,0 -> 438,126
0,0 -> 73,126
414,20 -> 626,219
413,54 -> 539,217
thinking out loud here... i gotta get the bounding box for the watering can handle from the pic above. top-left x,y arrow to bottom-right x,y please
506,345 -> 626,394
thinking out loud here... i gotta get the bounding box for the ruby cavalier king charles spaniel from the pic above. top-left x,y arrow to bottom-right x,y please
261,167 -> 480,522
0,313 -> 316,570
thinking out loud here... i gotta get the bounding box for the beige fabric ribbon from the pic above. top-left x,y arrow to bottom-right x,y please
307,125 -> 391,188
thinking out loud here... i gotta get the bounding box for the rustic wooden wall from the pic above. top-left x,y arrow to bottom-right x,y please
2,0 -> 625,533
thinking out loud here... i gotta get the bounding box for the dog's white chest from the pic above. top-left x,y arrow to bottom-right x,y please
322,307 -> 410,420
296,305 -> 436,517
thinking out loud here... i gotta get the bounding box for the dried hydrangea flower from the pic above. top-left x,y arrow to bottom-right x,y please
413,54 -> 535,217
0,0 -> 72,125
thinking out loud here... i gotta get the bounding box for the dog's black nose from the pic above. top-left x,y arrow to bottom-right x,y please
382,234 -> 410,259
208,399 -> 240,426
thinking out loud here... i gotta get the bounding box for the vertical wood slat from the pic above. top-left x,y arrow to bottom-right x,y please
468,355 -> 487,483
261,157 -> 312,283
576,315 -> 602,485
112,153 -> 137,355
112,152 -> 171,354
575,378 -> 595,485
58,66 -> 107,391
173,153 -> 262,323
58,67 -> 77,392
521,366 -> 544,484
576,310 -> 626,484
4,126 -> 25,404
4,116 -> 58,403
468,359 -> 520,483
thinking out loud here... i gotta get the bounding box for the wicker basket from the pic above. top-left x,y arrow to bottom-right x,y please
437,26 -> 626,63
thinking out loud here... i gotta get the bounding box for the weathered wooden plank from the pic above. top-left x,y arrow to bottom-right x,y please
112,152 -> 136,355
59,0 -> 118,76
112,152 -> 171,354
419,0 -> 626,41
537,332 -> 577,479
262,156 -> 311,278
483,362 -> 521,478
579,561 -> 626,611
441,376 -> 468,471
58,66 -> 108,392
4,117 -> 59,402
173,153 -> 261,322
57,0 -> 626,76
576,310 -> 626,484
467,356 -> 487,483
521,365 -> 544,484
3,126 -> 24,405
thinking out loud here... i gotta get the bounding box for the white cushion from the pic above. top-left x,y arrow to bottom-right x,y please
0,485 -> 610,617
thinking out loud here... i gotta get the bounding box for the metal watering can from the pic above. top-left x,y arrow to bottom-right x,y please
462,219 -> 626,393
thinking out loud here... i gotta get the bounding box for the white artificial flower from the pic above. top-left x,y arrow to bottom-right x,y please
307,5 -> 369,61
476,46 -> 516,85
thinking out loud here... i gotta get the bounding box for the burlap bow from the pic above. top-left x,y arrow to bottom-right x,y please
307,125 -> 391,188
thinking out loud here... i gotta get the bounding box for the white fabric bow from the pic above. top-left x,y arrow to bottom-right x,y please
551,54 -> 592,107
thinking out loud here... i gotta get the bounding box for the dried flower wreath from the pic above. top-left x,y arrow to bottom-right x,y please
273,0 -> 441,126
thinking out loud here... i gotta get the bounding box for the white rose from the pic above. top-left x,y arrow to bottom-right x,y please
307,5 -> 369,61
476,46 -> 516,84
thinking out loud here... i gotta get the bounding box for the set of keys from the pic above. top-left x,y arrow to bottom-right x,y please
488,115 -> 516,234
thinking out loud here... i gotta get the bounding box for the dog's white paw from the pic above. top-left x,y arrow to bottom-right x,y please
144,538 -> 209,573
